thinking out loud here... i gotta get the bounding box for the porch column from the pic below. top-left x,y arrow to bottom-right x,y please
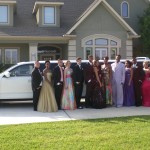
126,40 -> 133,59
29,43 -> 38,61
68,40 -> 76,60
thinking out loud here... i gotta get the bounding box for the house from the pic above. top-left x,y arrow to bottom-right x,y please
0,0 -> 149,64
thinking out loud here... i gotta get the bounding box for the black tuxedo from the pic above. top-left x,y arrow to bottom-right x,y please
73,64 -> 84,108
84,62 -> 95,107
132,64 -> 145,106
53,65 -> 64,109
31,67 -> 43,111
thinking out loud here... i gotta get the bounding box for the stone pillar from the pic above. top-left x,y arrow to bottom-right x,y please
29,43 -> 38,61
68,40 -> 76,60
126,40 -> 133,59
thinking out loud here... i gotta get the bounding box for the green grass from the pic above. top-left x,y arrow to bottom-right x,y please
0,116 -> 150,150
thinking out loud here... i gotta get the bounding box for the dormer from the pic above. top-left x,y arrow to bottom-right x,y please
0,1 -> 16,26
32,1 -> 64,27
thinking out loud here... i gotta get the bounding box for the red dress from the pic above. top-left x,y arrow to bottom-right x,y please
142,71 -> 150,107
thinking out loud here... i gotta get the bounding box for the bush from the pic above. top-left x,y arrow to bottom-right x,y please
0,64 -> 13,73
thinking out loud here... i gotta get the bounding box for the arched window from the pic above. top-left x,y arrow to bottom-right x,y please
82,34 -> 121,60
121,1 -> 129,18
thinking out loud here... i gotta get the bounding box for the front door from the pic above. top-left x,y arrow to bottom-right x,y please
40,54 -> 56,60
38,45 -> 62,60
95,48 -> 107,60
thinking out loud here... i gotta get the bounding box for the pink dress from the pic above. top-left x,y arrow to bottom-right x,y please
142,71 -> 150,107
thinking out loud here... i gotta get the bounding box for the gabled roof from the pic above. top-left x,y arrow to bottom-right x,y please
0,0 -> 94,37
66,0 -> 138,36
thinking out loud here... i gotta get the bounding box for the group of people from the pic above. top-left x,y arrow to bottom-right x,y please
31,55 -> 150,112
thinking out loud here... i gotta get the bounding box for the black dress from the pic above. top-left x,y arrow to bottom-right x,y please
92,67 -> 106,109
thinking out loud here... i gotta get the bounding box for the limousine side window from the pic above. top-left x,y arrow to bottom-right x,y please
9,64 -> 34,77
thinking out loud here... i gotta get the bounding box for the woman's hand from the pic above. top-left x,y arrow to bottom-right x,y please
65,85 -> 68,89
99,82 -> 102,87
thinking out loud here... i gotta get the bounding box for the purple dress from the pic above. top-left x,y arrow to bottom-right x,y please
123,68 -> 135,106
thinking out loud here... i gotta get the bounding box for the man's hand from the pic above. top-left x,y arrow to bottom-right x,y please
76,82 -> 80,84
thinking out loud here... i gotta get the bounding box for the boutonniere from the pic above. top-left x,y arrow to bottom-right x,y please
61,67 -> 64,70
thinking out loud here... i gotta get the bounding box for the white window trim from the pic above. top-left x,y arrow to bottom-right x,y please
121,1 -> 129,18
5,48 -> 19,64
0,5 -> 9,24
42,6 -> 56,26
82,34 -> 121,59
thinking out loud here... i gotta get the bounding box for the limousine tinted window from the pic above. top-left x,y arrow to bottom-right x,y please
9,64 -> 34,76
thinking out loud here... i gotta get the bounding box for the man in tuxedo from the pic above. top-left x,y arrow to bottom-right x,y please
84,55 -> 95,108
111,55 -> 125,107
132,57 -> 145,106
53,59 -> 64,109
73,57 -> 84,109
31,61 -> 43,111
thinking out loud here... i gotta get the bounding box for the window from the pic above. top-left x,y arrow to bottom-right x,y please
82,35 -> 121,60
95,38 -> 108,45
111,40 -> 117,46
10,64 -> 34,77
85,40 -> 93,45
95,48 -> 107,60
121,1 -> 129,18
33,2 -> 64,27
111,48 -> 117,59
0,5 -> 8,23
44,6 -> 55,24
5,49 -> 18,64
85,47 -> 92,59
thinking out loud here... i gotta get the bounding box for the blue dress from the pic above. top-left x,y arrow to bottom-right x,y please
123,68 -> 135,106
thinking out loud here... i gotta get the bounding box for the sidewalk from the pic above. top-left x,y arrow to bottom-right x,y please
0,103 -> 150,125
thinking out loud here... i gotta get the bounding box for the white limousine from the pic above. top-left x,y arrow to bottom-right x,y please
0,60 -> 82,100
0,59 -> 144,100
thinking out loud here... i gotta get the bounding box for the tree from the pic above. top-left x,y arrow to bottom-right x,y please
139,5 -> 150,53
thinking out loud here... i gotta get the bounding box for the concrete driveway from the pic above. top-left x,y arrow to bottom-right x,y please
0,101 -> 150,125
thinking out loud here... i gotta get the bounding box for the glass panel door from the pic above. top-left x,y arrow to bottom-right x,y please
95,48 -> 107,60
110,48 -> 117,59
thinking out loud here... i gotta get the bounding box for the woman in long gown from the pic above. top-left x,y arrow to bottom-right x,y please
37,61 -> 58,112
101,56 -> 112,106
123,60 -> 135,106
142,61 -> 150,107
61,60 -> 76,110
92,60 -> 106,109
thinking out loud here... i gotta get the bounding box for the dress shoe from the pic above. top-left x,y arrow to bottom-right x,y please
78,106 -> 83,109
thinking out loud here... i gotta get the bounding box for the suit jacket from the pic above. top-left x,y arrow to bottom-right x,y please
31,67 -> 43,91
53,65 -> 63,85
73,64 -> 84,84
111,62 -> 125,84
84,62 -> 94,84
132,63 -> 145,83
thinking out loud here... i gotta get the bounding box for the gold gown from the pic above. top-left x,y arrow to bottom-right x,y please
37,72 -> 58,112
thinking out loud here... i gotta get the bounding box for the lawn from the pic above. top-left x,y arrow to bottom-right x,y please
0,116 -> 149,150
